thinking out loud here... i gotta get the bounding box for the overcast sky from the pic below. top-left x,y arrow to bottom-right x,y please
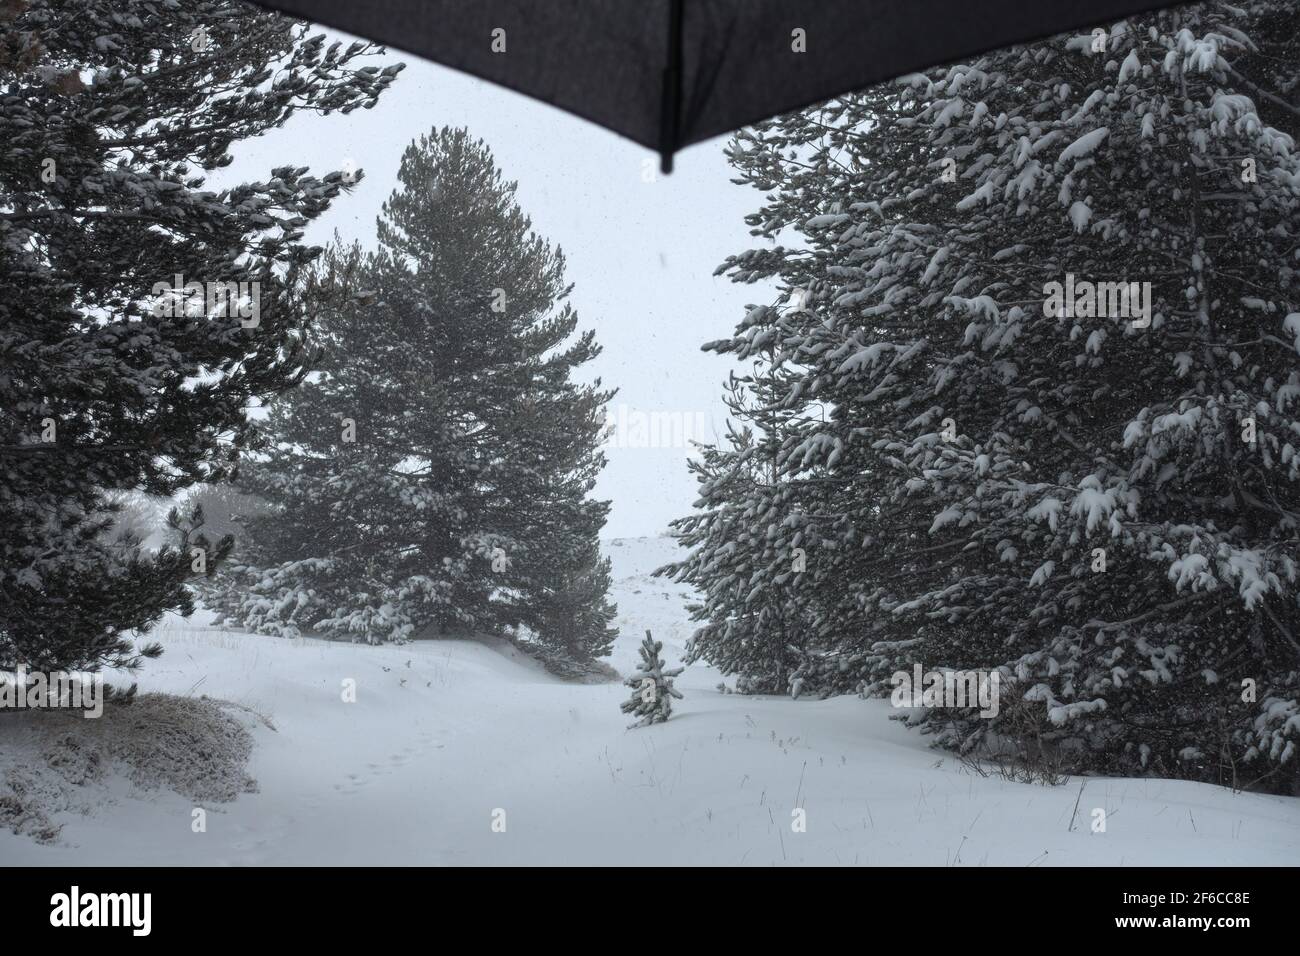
216,26 -> 776,540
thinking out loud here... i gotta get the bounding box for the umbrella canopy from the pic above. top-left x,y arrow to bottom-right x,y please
255,0 -> 1186,170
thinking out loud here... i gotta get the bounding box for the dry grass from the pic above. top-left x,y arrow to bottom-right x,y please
0,693 -> 259,844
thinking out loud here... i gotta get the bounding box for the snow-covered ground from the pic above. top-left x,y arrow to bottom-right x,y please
3,536 -> 1298,865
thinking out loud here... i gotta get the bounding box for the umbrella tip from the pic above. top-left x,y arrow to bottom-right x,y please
660,151 -> 674,175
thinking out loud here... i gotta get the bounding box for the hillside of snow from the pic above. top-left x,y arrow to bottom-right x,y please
2,536 -> 1297,865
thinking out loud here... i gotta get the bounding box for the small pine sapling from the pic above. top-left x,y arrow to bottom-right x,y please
621,630 -> 684,727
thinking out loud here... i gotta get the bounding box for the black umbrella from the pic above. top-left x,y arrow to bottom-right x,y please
256,0 -> 1185,170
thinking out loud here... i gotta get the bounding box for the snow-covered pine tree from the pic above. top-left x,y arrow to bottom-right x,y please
621,630 -> 684,726
677,2 -> 1300,790
527,532 -> 618,676
661,366 -> 829,695
0,0 -> 400,672
205,128 -> 617,668
176,483 -> 274,559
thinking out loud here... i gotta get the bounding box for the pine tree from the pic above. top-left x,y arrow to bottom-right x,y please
621,631 -> 684,726
673,2 -> 1300,790
662,369 -> 826,695
0,0 -> 401,671
176,483 -> 273,558
528,533 -> 618,675
205,128 -> 618,667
